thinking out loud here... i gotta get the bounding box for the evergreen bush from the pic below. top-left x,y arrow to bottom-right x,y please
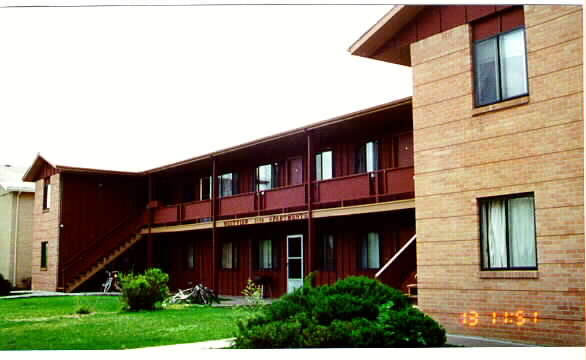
233,275 -> 446,348
119,268 -> 170,311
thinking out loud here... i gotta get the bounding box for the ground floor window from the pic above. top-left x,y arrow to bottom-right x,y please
221,241 -> 238,269
184,242 -> 195,270
480,193 -> 537,270
257,239 -> 277,270
319,234 -> 335,270
40,241 -> 48,269
360,232 -> 380,269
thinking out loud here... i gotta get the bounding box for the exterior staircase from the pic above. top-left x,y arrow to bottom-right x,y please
60,211 -> 146,293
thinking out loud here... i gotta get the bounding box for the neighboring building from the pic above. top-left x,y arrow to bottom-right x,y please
0,164 -> 35,289
22,5 -> 583,347
350,5 -> 584,346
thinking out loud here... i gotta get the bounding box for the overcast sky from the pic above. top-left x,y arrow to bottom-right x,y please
0,1 -> 416,173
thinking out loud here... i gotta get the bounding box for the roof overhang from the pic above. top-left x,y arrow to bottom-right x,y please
349,5 -> 424,66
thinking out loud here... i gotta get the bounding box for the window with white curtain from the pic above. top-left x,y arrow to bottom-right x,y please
316,150 -> 333,181
360,232 -> 380,269
356,141 -> 379,174
258,239 -> 274,269
474,27 -> 528,107
221,241 -> 237,269
480,194 -> 537,270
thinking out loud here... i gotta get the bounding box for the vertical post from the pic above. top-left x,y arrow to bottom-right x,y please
306,130 -> 314,275
147,175 -> 153,269
211,156 -> 218,291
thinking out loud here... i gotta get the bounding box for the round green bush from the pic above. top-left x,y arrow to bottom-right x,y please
119,268 -> 170,311
233,275 -> 445,348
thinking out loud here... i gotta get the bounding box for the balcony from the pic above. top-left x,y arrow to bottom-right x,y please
152,200 -> 212,226
313,166 -> 414,208
151,166 -> 414,224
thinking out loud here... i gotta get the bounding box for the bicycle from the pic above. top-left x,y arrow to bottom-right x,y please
102,270 -> 122,293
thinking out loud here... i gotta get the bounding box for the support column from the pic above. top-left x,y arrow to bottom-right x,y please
147,175 -> 153,269
211,156 -> 218,291
306,130 -> 314,275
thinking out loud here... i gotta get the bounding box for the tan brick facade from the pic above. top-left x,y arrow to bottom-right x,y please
411,6 -> 584,346
31,174 -> 61,291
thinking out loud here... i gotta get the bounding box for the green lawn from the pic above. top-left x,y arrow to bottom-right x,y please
0,296 -> 241,350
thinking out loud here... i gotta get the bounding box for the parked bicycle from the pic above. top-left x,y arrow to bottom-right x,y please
163,283 -> 218,305
102,270 -> 122,292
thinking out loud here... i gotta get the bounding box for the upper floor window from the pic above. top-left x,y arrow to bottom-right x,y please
200,176 -> 212,200
218,172 -> 239,198
256,163 -> 278,192
315,150 -> 333,181
474,27 -> 528,107
480,193 -> 537,270
42,177 -> 51,210
356,141 -> 379,174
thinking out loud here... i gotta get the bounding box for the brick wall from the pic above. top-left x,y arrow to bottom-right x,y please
411,5 -> 584,346
31,174 -> 61,291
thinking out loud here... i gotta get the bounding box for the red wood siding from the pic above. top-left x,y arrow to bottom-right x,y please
383,5 -> 520,58
59,174 -> 146,266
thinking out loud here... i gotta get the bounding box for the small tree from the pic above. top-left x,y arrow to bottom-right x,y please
119,268 -> 170,311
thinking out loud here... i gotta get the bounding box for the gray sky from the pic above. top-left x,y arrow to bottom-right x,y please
1,1 -> 413,172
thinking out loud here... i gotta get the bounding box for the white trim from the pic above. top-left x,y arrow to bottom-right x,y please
375,234 -> 416,279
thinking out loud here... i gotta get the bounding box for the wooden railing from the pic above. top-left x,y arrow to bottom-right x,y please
218,192 -> 257,217
151,166 -> 414,221
261,184 -> 307,212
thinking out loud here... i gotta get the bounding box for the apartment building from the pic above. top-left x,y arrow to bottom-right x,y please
23,4 -> 583,346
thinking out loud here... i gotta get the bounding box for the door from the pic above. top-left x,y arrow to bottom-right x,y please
288,157 -> 303,186
287,234 -> 304,293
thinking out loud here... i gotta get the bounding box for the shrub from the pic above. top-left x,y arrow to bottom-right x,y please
119,268 -> 170,311
233,275 -> 446,348
0,274 -> 12,296
377,304 -> 447,347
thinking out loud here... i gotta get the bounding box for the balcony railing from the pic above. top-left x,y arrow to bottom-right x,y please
219,192 -> 257,217
151,166 -> 414,222
262,184 -> 307,212
183,200 -> 212,222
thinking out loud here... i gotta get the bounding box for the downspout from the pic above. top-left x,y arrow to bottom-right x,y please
305,130 -> 314,275
12,191 -> 22,286
211,155 -> 218,291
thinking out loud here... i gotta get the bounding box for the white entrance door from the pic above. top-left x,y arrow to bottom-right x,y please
287,234 -> 304,293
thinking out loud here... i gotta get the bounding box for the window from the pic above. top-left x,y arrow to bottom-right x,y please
184,242 -> 195,270
40,241 -> 48,269
474,27 -> 528,107
42,177 -> 51,210
200,176 -> 211,200
319,234 -> 335,271
218,172 -> 239,198
256,164 -> 278,191
480,193 -> 537,270
221,241 -> 238,269
356,141 -> 379,174
258,239 -> 277,270
360,232 -> 380,269
315,150 -> 333,181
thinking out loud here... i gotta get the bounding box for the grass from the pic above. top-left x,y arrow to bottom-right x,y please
0,296 -> 242,350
